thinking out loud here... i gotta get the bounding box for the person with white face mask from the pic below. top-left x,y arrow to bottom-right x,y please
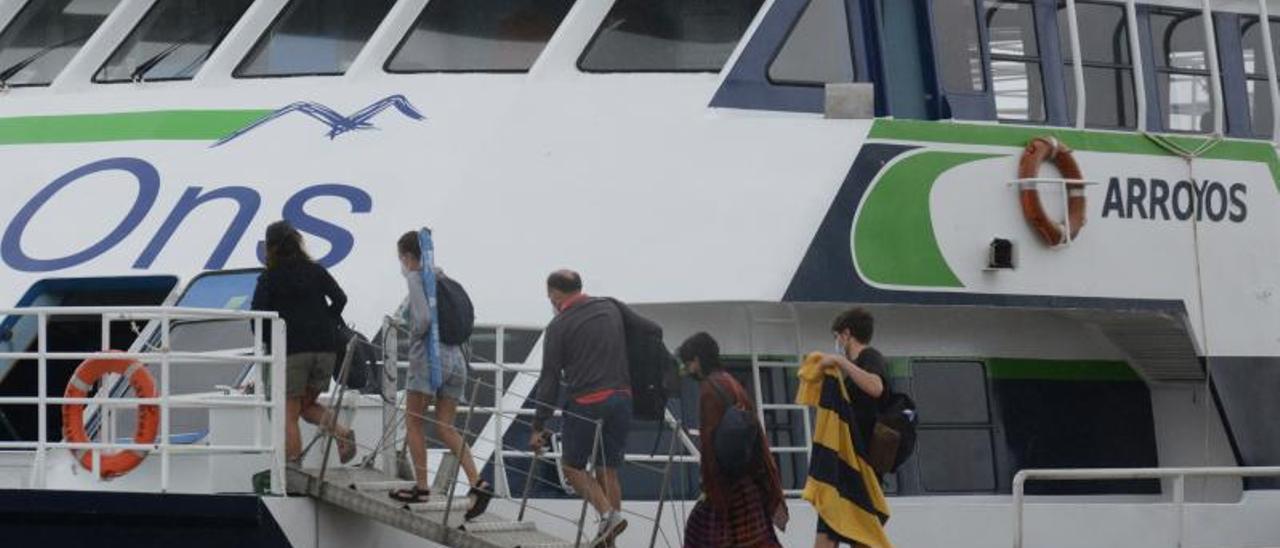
810,307 -> 889,548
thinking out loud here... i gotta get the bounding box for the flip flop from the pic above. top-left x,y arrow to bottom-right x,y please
389,485 -> 431,504
465,480 -> 494,520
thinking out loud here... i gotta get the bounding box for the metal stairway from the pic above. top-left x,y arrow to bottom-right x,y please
287,466 -> 582,548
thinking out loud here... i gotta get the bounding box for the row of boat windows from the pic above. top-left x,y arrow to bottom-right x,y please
3,0 -> 1276,137
0,0 -> 770,85
935,0 -> 1280,136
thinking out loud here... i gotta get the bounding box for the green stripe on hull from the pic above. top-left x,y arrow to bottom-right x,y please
0,110 -> 272,145
986,358 -> 1141,382
868,118 -> 1280,188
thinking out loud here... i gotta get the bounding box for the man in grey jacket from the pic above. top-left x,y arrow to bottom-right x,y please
388,231 -> 491,520
529,270 -> 630,545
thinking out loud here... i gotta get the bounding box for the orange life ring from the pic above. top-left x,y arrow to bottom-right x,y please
1018,136 -> 1087,246
62,354 -> 159,479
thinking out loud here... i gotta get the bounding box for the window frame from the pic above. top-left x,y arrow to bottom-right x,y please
905,359 -> 1000,495
575,0 -> 766,74
708,0 -> 869,113
1057,0 -> 1137,129
382,0 -> 575,75
1238,15 -> 1279,139
1148,7 -> 1215,134
93,0 -> 251,84
984,0 -> 1049,124
232,0 -> 394,80
0,0 -> 120,88
927,0 -> 998,120
763,0 -> 858,87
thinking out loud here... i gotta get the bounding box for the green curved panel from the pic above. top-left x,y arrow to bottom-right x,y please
853,151 -> 1000,287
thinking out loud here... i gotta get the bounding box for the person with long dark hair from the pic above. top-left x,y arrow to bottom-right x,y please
251,220 -> 356,465
679,332 -> 788,547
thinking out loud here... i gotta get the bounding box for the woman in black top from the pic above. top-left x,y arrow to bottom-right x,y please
251,221 -> 356,464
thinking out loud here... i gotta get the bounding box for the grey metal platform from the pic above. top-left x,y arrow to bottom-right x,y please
287,466 -> 583,548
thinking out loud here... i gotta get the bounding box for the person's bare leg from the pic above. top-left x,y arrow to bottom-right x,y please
813,533 -> 837,548
299,388 -> 353,440
432,397 -> 481,485
285,397 -> 304,461
562,465 -> 612,515
596,467 -> 622,512
405,391 -> 430,489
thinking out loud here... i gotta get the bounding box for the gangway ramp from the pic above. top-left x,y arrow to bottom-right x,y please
287,466 -> 582,548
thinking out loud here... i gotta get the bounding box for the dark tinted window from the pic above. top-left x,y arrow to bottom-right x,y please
235,0 -> 395,78
986,0 -> 1045,122
96,0 -> 253,83
933,0 -> 985,93
578,0 -> 764,72
1150,9 -> 1212,132
0,0 -> 121,87
1240,17 -> 1280,138
1058,1 -> 1129,65
1057,1 -> 1135,128
386,0 -> 574,73
912,361 -> 997,493
767,0 -> 854,85
913,361 -> 990,424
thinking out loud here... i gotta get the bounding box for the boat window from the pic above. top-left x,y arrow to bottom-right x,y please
933,0 -> 986,93
0,0 -> 121,87
95,0 -> 253,83
911,361 -> 997,493
385,0 -> 574,73
1240,16 -> 1280,138
1150,9 -> 1213,133
985,0 -> 1045,122
577,0 -> 764,73
1057,1 -> 1135,128
767,0 -> 854,85
234,0 -> 395,78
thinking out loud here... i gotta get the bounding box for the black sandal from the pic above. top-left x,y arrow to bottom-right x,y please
465,480 -> 493,520
389,485 -> 430,504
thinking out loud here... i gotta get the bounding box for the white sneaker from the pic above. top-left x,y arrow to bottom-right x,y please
594,511 -> 627,547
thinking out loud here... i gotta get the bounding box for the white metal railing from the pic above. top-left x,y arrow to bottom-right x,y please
1012,466 -> 1280,548
0,306 -> 287,494
345,320 -> 692,548
372,322 -> 701,498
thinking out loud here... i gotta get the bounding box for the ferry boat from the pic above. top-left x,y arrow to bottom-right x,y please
0,0 -> 1278,546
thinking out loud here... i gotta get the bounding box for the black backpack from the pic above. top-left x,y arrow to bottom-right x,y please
332,321 -> 378,391
707,377 -> 762,477
436,275 -> 475,345
607,298 -> 679,421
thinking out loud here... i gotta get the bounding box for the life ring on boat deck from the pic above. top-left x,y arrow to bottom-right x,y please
1018,136 -> 1087,246
61,353 -> 159,479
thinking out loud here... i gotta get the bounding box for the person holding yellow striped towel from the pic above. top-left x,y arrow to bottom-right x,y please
796,307 -> 892,548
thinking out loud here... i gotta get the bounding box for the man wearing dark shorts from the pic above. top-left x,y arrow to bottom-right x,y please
530,270 -> 630,546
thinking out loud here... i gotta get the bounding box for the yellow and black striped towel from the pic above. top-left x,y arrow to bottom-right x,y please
797,352 -> 892,547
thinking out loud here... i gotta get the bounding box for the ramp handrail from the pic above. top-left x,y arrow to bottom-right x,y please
1013,466 -> 1280,548
0,306 -> 288,494
312,321 -> 694,548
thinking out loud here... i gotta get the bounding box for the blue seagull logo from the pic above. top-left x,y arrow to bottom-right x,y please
212,94 -> 425,147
